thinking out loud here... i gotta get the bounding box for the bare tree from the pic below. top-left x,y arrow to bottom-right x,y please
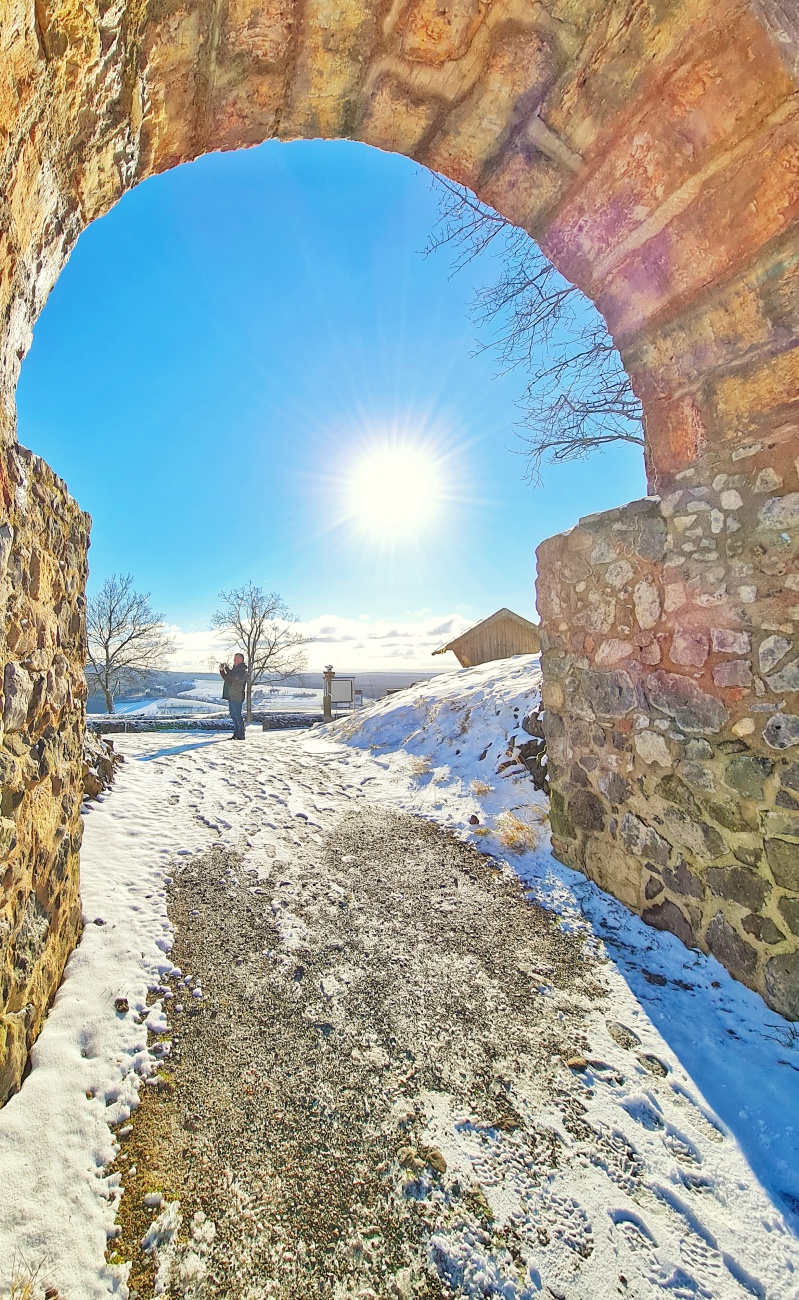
86,573 -> 176,713
210,584 -> 310,722
426,177 -> 645,483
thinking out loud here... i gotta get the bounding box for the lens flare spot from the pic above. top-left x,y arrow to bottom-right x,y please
347,445 -> 442,539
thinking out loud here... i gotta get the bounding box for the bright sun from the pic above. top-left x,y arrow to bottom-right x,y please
347,444 -> 443,539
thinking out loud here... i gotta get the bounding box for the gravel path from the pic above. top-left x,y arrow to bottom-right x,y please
100,731 -> 798,1300
114,791 -> 603,1299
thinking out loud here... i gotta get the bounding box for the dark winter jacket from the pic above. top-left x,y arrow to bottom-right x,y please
221,662 -> 247,703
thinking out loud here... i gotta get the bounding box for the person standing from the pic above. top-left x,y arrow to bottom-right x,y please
219,653 -> 247,740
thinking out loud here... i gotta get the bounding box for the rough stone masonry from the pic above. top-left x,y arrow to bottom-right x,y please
0,445 -> 89,1101
537,471 -> 799,1021
1,0 -> 799,1096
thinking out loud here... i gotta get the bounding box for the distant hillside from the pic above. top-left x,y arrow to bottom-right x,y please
86,670 -> 196,714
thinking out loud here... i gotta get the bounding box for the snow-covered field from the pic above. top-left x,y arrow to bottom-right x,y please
2,657 -> 798,1298
177,678 -> 326,713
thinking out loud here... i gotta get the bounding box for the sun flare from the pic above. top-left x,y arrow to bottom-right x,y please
346,443 -> 443,540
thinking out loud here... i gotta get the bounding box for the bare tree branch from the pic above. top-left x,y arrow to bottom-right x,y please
425,177 -> 645,483
86,573 -> 176,712
210,584 -> 311,722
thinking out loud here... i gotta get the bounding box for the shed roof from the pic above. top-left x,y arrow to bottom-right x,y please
432,607 -> 539,656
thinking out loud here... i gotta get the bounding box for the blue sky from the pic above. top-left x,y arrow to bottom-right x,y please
17,139 -> 646,670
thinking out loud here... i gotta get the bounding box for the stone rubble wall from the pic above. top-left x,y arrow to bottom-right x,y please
82,731 -> 123,800
0,443 -> 89,1103
537,450 -> 799,1021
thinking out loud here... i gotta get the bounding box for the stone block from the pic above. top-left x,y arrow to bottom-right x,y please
706,798 -> 757,833
542,679 -> 565,711
764,950 -> 799,1020
2,663 -> 32,731
662,859 -> 704,899
619,812 -> 670,866
781,764 -> 799,792
656,774 -> 703,819
664,582 -> 687,612
633,577 -> 661,629
580,594 -> 618,636
0,817 -> 16,855
706,866 -> 768,911
767,660 -> 799,693
662,807 -> 726,859
677,761 -> 715,792
724,754 -> 773,799
597,771 -> 631,804
568,789 -> 606,832
758,494 -> 799,529
764,807 -> 799,838
581,669 -> 637,720
640,642 -> 662,665
630,516 -> 667,563
570,721 -> 606,750
671,627 -> 709,667
719,489 -> 743,510
763,715 -> 799,750
732,718 -> 756,738
706,912 -> 758,981
711,628 -> 751,655
713,660 -> 752,688
778,895 -> 799,935
595,638 -> 634,666
732,841 -> 762,867
754,468 -> 783,493
742,914 -> 785,945
641,899 -> 695,949
634,730 -> 672,767
759,635 -> 792,672
645,672 -> 729,734
606,560 -> 634,589
584,838 -> 642,910
568,763 -> 589,790
549,790 -> 573,841
0,1011 -> 30,1107
764,838 -> 799,889
562,559 -> 590,583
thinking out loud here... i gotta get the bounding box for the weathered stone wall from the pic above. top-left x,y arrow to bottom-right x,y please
0,0 -> 797,487
0,444 -> 89,1102
537,450 -> 799,1019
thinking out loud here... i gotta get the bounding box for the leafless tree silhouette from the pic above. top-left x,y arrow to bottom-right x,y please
211,584 -> 310,722
86,573 -> 175,712
426,177 -> 645,483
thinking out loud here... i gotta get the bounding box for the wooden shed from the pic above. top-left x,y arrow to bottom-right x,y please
433,608 -> 540,668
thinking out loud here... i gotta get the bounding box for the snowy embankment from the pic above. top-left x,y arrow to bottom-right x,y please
0,656 -> 797,1298
326,659 -> 799,1221
329,656 -> 549,849
0,746 -> 214,1298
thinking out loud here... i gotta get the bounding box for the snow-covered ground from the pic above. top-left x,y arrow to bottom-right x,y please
178,678 -> 326,712
102,697 -> 226,718
2,657 -> 798,1298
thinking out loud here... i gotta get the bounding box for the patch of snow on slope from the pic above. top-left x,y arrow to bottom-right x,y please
329,656 -> 547,850
324,656 -> 799,1250
0,744 -> 216,1298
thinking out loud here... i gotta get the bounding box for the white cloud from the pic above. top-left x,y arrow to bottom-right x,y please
165,611 -> 477,673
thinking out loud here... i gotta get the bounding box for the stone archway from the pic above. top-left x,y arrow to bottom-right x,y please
1,0 -> 798,1099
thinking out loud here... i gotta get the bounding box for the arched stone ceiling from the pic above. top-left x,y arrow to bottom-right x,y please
1,0 -> 797,487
